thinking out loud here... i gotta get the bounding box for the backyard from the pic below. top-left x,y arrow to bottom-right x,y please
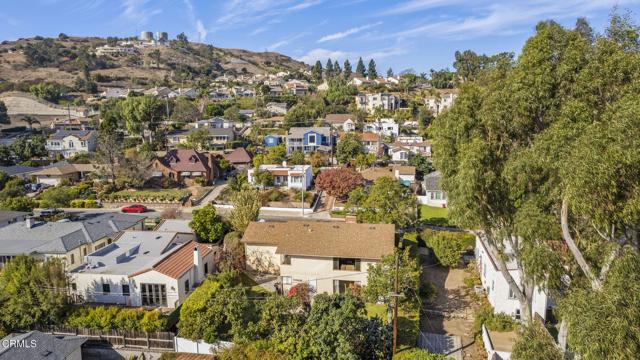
419,205 -> 450,226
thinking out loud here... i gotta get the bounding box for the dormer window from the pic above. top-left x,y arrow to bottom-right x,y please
189,155 -> 198,164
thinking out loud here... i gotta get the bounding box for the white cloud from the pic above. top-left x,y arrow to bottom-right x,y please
216,0 -> 324,28
120,0 -> 162,25
183,0 -> 208,41
383,0 -> 465,15
268,32 -> 309,50
297,48 -> 349,64
318,22 -> 383,43
250,27 -> 268,35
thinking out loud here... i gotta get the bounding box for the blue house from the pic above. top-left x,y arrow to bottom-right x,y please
263,134 -> 282,148
286,127 -> 333,155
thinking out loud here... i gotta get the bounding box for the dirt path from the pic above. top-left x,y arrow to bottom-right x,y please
421,265 -> 484,360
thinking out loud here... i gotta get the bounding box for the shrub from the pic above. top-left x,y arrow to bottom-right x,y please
393,348 -> 446,360
70,199 -> 85,208
421,230 -> 475,268
84,200 -> 99,208
420,282 -> 437,303
64,306 -> 166,332
473,304 -> 515,334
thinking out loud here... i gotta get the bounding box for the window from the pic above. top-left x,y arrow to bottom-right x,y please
184,280 -> 190,293
80,141 -> 86,147
102,283 -> 110,295
70,254 -> 75,264
204,262 -> 209,274
308,279 -> 317,291
508,288 -> 516,300
70,283 -> 77,291
333,258 -> 361,271
282,276 -> 292,285
308,134 -> 316,145
68,140 -> 74,148
281,255 -> 291,265
141,283 -> 167,307
333,280 -> 358,294
83,248 -> 87,256
122,284 -> 130,296
515,309 -> 521,320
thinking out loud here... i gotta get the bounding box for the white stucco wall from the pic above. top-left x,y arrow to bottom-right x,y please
245,245 -> 279,273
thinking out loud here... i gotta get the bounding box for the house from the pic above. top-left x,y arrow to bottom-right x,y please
223,148 -> 253,169
242,220 -> 395,294
286,127 -> 333,155
349,77 -> 372,87
422,171 -> 447,207
95,44 -> 137,57
239,109 -> 255,119
144,86 -> 174,98
266,102 -> 288,115
0,210 -> 29,228
0,331 -> 87,360
155,219 -> 196,241
170,87 -> 199,98
46,130 -> 97,158
151,149 -> 219,185
71,231 -> 218,308
355,93 -> 399,113
32,163 -> 95,186
167,128 -> 236,149
285,80 -> 309,95
362,118 -> 399,138
193,117 -> 232,129
0,213 -> 144,269
263,134 -> 282,148
209,89 -> 231,100
232,87 -> 255,97
248,164 -> 313,190
360,165 -> 416,186
325,114 -> 356,132
49,117 -> 95,131
476,235 -> 551,322
424,91 -> 458,116
317,81 -> 330,91
101,87 -> 131,99
387,140 -> 431,162
358,132 -> 383,155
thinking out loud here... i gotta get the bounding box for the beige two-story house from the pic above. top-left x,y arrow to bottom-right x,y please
242,220 -> 395,295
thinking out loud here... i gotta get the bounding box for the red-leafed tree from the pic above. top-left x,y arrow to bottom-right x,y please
314,168 -> 364,199
288,283 -> 311,304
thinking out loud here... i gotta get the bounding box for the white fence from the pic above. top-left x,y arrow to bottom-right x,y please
174,337 -> 233,355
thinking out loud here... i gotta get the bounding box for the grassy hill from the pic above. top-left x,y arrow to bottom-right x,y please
0,36 -> 308,90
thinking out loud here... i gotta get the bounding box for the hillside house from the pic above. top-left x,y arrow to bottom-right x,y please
46,130 -> 97,158
286,127 -> 333,155
363,118 -> 399,138
248,164 -> 313,190
355,93 -> 399,113
32,163 -> 95,186
242,221 -> 395,295
424,91 -> 458,116
325,114 -> 356,132
151,149 -> 219,186
263,134 -> 283,148
360,165 -> 416,187
0,213 -> 144,269
422,171 -> 447,207
71,231 -> 218,309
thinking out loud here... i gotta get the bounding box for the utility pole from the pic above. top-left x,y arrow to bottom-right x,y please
392,250 -> 400,356
301,170 -> 305,217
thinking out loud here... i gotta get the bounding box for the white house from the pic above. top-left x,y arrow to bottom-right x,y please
424,91 -> 458,116
32,163 -> 95,186
387,139 -> 432,162
248,164 -> 313,190
71,231 -> 218,309
193,117 -> 232,129
325,114 -> 356,132
46,130 -> 97,158
475,235 -> 551,322
242,220 -> 395,295
422,171 -> 447,207
363,118 -> 399,138
355,93 -> 399,113
170,88 -> 199,98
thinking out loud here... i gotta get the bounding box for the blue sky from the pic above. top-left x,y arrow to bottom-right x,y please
1,0 -> 639,72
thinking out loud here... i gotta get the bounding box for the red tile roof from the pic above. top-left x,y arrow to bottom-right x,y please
152,241 -> 214,279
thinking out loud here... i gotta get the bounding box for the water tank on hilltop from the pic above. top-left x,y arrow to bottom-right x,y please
156,32 -> 168,43
140,31 -> 154,41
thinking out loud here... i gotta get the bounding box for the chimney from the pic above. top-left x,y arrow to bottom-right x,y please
282,160 -> 287,167
25,217 -> 35,229
193,246 -> 203,281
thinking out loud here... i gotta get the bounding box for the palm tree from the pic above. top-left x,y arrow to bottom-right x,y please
21,116 -> 40,130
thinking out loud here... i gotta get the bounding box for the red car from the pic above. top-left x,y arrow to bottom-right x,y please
121,204 -> 147,213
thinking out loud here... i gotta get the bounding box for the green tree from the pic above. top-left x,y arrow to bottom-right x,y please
357,177 -> 416,227
224,105 -> 241,122
119,95 -> 164,141
178,277 -> 252,343
0,256 -> 67,334
367,59 -> 378,79
333,60 -> 341,76
512,323 -> 563,360
29,82 -> 62,103
325,58 -> 334,78
421,230 -> 475,268
186,128 -> 210,150
11,135 -> 47,161
20,115 -> 40,130
0,101 -> 9,124
343,59 -> 352,79
335,132 -> 364,164
407,154 -> 432,180
190,204 -> 227,243
229,188 -> 262,234
386,67 -> 394,78
288,150 -> 306,165
364,247 -> 421,311
311,60 -> 323,82
171,97 -> 201,123
393,349 -> 446,360
254,170 -> 274,188
355,57 -> 366,78
266,144 -> 287,164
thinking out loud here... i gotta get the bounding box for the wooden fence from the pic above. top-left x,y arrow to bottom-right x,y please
33,325 -> 175,351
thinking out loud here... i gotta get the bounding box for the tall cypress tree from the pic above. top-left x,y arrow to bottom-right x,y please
325,58 -> 334,78
311,60 -> 323,82
355,57 -> 366,78
334,60 -> 341,76
367,59 -> 378,79
343,59 -> 352,79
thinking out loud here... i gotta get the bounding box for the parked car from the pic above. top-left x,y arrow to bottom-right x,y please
121,204 -> 147,213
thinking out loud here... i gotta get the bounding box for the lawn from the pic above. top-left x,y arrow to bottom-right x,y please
366,303 -> 420,351
106,188 -> 191,202
419,205 -> 450,226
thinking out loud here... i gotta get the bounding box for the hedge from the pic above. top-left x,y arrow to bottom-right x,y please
64,306 -> 166,332
69,199 -> 100,208
421,229 -> 475,267
102,189 -> 190,203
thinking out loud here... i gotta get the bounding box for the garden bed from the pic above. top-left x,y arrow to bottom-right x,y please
216,188 -> 316,209
102,188 -> 191,203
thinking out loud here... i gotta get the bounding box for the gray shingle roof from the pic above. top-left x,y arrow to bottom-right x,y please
0,210 -> 29,223
0,331 -> 86,360
48,130 -> 95,140
288,127 -> 331,137
0,213 -> 144,255
423,171 -> 442,191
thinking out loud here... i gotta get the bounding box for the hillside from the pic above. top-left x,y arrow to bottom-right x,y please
0,36 -> 308,89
